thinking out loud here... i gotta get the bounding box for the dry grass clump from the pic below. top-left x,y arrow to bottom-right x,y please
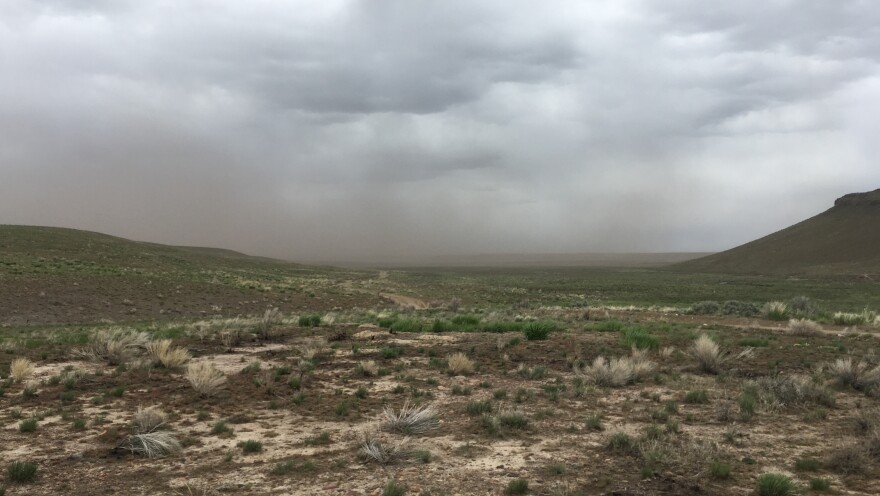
359,430 -> 415,465
257,307 -> 283,339
78,328 -> 149,365
826,358 -> 880,393
185,362 -> 227,397
750,374 -> 836,411
122,431 -> 182,458
690,334 -> 752,374
761,301 -> 788,320
832,310 -> 877,327
788,319 -> 823,336
692,335 -> 723,374
133,406 -> 168,434
299,337 -> 327,361
358,360 -> 379,377
10,357 -> 35,383
382,401 -> 439,435
575,349 -> 656,387
447,352 -> 475,375
146,340 -> 191,369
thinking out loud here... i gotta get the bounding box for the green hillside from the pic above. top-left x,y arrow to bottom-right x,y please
674,189 -> 880,275
0,225 -> 378,325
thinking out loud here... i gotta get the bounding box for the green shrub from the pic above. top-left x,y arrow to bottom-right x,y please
585,415 -> 604,431
498,411 -> 529,429
523,321 -> 558,341
592,320 -> 624,332
18,418 -> 37,433
737,338 -> 769,347
721,300 -> 760,317
451,315 -> 480,328
684,389 -> 709,404
710,461 -> 731,479
809,478 -> 831,491
380,345 -> 404,359
390,319 -> 421,333
238,440 -> 263,454
505,478 -> 529,494
738,391 -> 756,420
382,479 -> 407,496
607,432 -> 636,454
211,421 -> 233,435
688,301 -> 720,315
466,400 -> 493,415
298,314 -> 321,327
304,431 -> 331,446
7,461 -> 37,483
756,473 -> 794,496
482,322 -> 524,333
622,327 -> 660,351
794,457 -> 820,471
788,296 -> 819,317
430,319 -> 453,333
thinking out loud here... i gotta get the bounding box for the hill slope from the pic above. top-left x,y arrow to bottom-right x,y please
0,225 -> 378,325
673,189 -> 880,275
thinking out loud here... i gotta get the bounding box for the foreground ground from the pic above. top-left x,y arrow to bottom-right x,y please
1,305 -> 879,495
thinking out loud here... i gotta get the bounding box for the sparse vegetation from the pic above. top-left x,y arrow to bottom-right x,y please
788,318 -> 823,336
122,431 -> 182,458
7,461 -> 37,483
9,358 -> 34,383
5,225 -> 880,494
575,350 -> 656,387
146,339 -> 191,369
185,362 -> 227,397
382,401 -> 439,435
762,302 -> 789,321
447,352 -> 474,375
756,473 -> 794,496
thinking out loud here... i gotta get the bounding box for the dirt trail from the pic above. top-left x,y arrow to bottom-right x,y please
380,292 -> 429,310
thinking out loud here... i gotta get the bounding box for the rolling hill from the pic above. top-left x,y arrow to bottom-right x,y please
673,189 -> 880,275
0,225 -> 378,326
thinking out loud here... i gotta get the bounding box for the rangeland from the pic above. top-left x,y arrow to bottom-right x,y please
1,227 -> 879,495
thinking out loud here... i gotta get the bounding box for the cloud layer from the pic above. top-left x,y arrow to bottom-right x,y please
2,0 -> 879,263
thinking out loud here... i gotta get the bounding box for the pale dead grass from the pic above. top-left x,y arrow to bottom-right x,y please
447,352 -> 475,375
10,357 -> 35,383
185,361 -> 227,397
788,318 -> 823,336
146,340 -> 191,369
77,328 -> 149,365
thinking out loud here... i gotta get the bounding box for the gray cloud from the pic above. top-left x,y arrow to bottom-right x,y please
1,0 -> 879,263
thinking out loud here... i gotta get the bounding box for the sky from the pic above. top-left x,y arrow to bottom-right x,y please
1,0 -> 879,264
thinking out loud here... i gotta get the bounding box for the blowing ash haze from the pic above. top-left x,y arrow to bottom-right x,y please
1,1 -> 879,264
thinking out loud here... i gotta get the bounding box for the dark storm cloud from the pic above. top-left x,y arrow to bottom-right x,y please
1,1 -> 879,263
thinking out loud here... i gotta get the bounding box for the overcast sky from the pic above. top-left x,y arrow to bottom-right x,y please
1,1 -> 879,263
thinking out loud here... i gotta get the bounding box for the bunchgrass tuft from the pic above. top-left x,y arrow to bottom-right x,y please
755,473 -> 794,496
382,479 -> 407,496
146,340 -> 191,369
238,440 -> 263,454
7,461 -> 37,483
132,406 -> 167,434
447,353 -> 474,375
185,361 -> 227,397
382,401 -> 439,435
9,358 -> 34,383
123,431 -> 182,458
